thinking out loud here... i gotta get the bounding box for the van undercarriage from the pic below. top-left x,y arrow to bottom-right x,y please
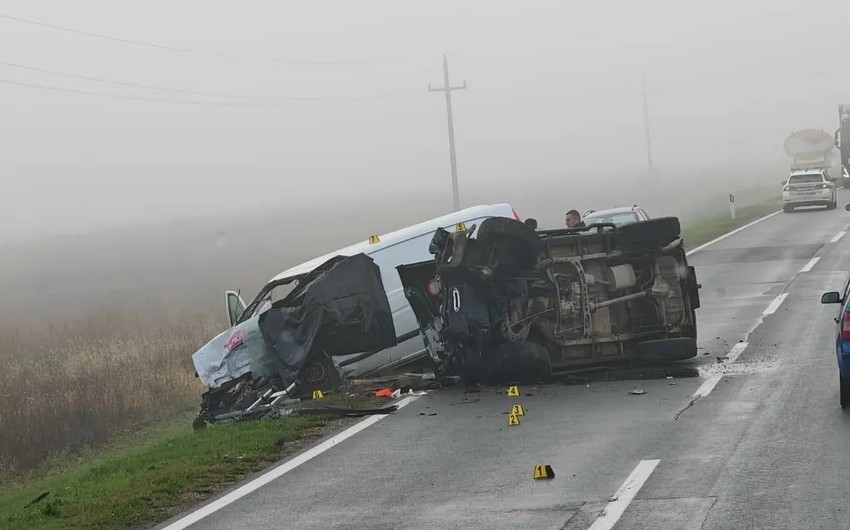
398,217 -> 701,383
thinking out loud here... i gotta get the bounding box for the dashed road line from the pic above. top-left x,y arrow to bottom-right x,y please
762,293 -> 789,316
587,459 -> 661,530
692,342 -> 749,398
161,396 -> 421,530
686,292 -> 789,405
799,257 -> 820,273
831,231 -> 846,243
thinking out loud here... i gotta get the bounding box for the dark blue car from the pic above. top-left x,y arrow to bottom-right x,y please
820,286 -> 850,408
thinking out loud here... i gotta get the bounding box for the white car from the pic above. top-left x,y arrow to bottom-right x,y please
781,169 -> 838,212
582,205 -> 650,227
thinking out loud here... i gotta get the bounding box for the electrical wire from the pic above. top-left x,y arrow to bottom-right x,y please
0,77 -> 393,106
0,13 -> 361,65
0,60 -> 390,102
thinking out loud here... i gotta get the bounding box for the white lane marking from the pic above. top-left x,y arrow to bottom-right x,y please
831,231 -> 846,243
692,342 -> 749,398
587,459 -> 661,530
162,396 -> 420,530
800,257 -> 821,273
693,375 -> 723,399
762,293 -> 789,316
725,341 -> 749,364
686,211 -> 781,257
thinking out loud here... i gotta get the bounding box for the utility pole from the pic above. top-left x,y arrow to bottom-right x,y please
429,53 -> 467,211
639,75 -> 656,170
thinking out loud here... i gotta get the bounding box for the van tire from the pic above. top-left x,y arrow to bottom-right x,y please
300,350 -> 341,395
636,337 -> 697,362
840,375 -> 849,409
487,341 -> 552,383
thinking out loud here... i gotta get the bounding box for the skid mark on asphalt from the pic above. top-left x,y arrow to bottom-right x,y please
586,460 -> 660,530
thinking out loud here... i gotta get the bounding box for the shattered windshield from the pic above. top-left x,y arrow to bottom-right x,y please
241,280 -> 299,322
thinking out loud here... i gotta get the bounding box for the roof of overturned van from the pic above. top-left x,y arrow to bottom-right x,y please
267,203 -> 516,284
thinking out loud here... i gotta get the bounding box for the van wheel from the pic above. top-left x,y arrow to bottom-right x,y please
300,350 -> 341,395
636,338 -> 697,362
840,376 -> 849,409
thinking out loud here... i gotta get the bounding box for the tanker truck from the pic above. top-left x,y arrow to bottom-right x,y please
781,129 -> 839,213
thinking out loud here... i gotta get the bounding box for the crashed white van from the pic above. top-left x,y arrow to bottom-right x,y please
193,203 -> 520,390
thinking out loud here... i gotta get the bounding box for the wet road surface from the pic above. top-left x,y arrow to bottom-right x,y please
161,194 -> 850,530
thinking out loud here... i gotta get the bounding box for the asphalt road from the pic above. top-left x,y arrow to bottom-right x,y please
161,193 -> 850,530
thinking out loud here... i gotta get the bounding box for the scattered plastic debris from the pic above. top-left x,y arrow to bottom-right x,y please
629,389 -> 646,395
375,388 -> 394,398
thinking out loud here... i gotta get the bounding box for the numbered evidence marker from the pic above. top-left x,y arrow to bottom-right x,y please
511,404 -> 525,416
507,385 -> 520,397
455,222 -> 467,232
368,234 -> 380,245
533,465 -> 555,480
507,413 -> 521,426
312,390 -> 324,400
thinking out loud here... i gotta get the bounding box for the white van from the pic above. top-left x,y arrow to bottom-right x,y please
220,203 -> 520,379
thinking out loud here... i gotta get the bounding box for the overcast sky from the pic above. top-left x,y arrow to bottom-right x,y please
1,0 -> 848,241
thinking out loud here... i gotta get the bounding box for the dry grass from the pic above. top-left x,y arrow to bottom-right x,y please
0,310 -> 221,479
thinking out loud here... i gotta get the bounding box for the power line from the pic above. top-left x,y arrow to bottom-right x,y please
0,77 -> 261,106
0,77 -> 393,106
0,13 -> 360,65
0,60 -> 389,102
0,60 -> 263,100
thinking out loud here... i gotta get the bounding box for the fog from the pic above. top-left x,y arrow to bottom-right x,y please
1,0 -> 848,241
1,0 -> 848,323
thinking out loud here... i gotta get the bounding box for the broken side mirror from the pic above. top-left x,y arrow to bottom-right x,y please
524,218 -> 538,230
821,291 -> 842,304
225,290 -> 247,326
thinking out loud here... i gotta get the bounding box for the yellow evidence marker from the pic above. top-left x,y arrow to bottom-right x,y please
312,390 -> 324,400
507,413 -> 521,426
533,465 -> 555,480
368,234 -> 380,245
511,404 -> 525,416
455,222 -> 467,232
507,385 -> 520,397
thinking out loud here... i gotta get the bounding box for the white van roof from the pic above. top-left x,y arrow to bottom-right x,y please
268,203 -> 517,283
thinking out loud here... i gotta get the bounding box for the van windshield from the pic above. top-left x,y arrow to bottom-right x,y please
240,279 -> 299,322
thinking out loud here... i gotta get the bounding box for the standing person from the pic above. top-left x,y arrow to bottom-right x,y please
565,210 -> 585,228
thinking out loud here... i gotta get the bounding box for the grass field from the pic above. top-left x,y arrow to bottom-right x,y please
0,416 -> 326,530
0,195 -> 783,529
681,198 -> 781,249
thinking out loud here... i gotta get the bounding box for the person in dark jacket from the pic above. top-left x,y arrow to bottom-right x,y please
565,209 -> 585,228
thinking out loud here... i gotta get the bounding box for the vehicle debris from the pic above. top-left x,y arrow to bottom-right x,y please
398,216 -> 700,384
629,389 -> 647,395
